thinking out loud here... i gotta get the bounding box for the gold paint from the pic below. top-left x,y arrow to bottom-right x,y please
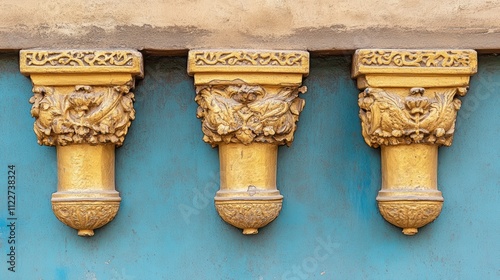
192,73 -> 304,86
352,49 -> 477,235
381,145 -> 438,192
56,145 -> 116,193
219,143 -> 277,192
189,49 -> 309,234
29,73 -> 134,86
216,143 -> 282,234
20,49 -> 143,236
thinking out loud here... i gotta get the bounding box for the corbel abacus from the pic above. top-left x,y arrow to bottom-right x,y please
20,50 -> 143,236
352,49 -> 477,235
188,50 -> 309,234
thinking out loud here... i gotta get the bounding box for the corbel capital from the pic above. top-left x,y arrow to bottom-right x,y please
188,49 -> 309,234
20,49 -> 143,236
352,49 -> 477,235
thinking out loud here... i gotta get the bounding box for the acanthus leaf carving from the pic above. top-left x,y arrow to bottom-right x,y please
195,83 -> 306,146
359,87 -> 466,147
30,82 -> 135,146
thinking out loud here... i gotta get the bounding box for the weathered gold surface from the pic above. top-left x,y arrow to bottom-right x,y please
189,49 -> 309,234
219,143 -> 278,193
352,49 -> 477,235
21,49 -> 142,236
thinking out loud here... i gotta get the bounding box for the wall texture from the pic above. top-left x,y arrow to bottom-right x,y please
0,53 -> 499,279
1,0 -> 500,52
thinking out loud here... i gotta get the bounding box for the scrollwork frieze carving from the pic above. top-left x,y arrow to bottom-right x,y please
30,83 -> 135,146
195,83 -> 306,146
357,50 -> 474,68
191,50 -> 308,67
23,50 -> 137,67
358,87 -> 467,147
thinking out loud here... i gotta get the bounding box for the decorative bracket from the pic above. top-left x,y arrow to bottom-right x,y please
352,49 -> 477,235
20,50 -> 143,236
188,50 -> 309,234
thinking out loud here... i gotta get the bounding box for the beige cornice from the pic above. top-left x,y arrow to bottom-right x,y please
20,49 -> 143,236
188,49 -> 309,234
352,49 -> 477,235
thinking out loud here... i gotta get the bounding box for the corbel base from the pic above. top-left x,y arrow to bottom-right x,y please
52,144 -> 121,236
377,201 -> 443,235
215,199 -> 283,235
216,143 -> 283,234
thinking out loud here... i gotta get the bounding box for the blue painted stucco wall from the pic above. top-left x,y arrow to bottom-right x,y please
0,53 -> 499,279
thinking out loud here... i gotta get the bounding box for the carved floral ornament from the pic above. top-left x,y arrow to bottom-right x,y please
30,83 -> 135,146
188,50 -> 309,234
195,83 -> 306,146
358,86 -> 467,148
20,49 -> 143,236
352,49 -> 477,235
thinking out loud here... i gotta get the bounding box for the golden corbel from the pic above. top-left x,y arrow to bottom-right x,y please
20,50 -> 143,236
188,50 -> 309,234
352,49 -> 477,235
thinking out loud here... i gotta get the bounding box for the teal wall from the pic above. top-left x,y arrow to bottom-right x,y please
0,53 -> 499,279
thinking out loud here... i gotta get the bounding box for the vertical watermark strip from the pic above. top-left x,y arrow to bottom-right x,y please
6,165 -> 16,273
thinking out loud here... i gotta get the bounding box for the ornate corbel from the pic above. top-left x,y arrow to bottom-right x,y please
352,49 -> 477,235
20,50 -> 143,236
188,50 -> 309,234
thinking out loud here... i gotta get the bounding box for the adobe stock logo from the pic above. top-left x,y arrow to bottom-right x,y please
178,171 -> 219,225
281,236 -> 340,279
